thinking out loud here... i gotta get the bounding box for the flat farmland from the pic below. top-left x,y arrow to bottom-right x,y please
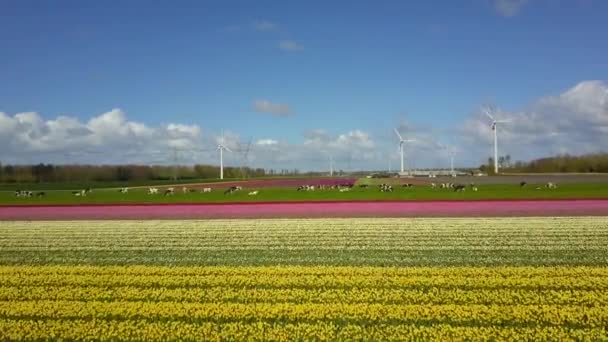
3,182 -> 608,206
1,217 -> 608,340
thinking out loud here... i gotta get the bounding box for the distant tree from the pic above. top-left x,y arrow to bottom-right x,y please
487,157 -> 495,175
498,156 -> 506,168
116,166 -> 133,181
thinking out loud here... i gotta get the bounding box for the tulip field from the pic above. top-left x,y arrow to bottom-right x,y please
1,217 -> 608,340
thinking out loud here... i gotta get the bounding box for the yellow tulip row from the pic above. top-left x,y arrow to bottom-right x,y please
2,300 -> 607,327
3,264 -> 606,277
1,319 -> 606,341
2,266 -> 607,289
2,284 -> 606,306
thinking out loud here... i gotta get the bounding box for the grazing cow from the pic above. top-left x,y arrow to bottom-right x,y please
84,188 -> 92,194
359,184 -> 369,189
119,187 -> 129,194
431,183 -> 437,189
520,181 -> 527,187
339,187 -> 350,192
535,186 -> 542,190
472,187 -> 478,192
72,190 -> 86,197
248,190 -> 259,196
224,186 -> 239,195
546,182 -> 558,189
402,183 -> 414,188
163,188 -> 175,196
36,192 -> 45,197
202,187 -> 212,193
15,190 -> 34,198
14,190 -> 25,197
148,187 -> 158,195
379,184 -> 393,192
454,184 -> 466,192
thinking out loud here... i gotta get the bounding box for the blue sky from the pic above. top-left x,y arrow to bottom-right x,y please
1,0 -> 608,170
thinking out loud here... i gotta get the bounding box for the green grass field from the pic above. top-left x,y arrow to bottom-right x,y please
0,176 -> 323,191
1,182 -> 608,205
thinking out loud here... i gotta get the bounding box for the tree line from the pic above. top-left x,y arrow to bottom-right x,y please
480,153 -> 608,174
0,163 -> 268,183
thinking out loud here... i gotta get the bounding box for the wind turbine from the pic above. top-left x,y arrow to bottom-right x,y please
322,151 -> 334,176
217,130 -> 232,180
438,143 -> 456,176
482,105 -> 510,174
393,128 -> 415,174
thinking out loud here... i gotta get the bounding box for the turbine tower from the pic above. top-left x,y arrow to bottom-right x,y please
482,105 -> 510,174
393,128 -> 415,174
217,130 -> 232,180
448,150 -> 455,176
439,143 -> 456,176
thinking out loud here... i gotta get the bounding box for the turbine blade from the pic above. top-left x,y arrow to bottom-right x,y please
393,128 -> 403,141
482,106 -> 495,121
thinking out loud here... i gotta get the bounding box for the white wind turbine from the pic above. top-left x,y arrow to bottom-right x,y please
217,130 -> 232,180
482,105 -> 510,174
439,144 -> 456,176
394,128 -> 415,174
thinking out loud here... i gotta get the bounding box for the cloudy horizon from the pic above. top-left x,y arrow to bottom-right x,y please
1,80 -> 607,171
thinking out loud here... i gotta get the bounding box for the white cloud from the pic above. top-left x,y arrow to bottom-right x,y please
461,80 -> 608,164
253,20 -> 277,32
494,0 -> 529,17
0,109 -> 203,164
256,139 -> 278,146
278,40 -> 304,52
0,108 -> 382,171
253,99 -> 292,117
